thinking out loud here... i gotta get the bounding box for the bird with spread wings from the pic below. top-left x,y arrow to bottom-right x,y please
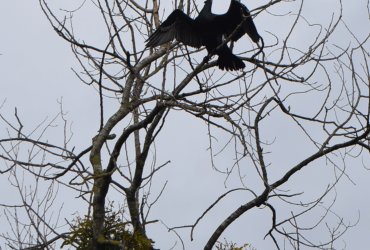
146,0 -> 261,71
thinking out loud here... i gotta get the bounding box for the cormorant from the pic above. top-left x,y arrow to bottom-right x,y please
146,0 -> 261,71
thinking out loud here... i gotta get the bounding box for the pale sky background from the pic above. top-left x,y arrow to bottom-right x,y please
0,0 -> 369,249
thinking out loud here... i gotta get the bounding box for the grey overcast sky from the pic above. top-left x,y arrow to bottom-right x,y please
1,0 -> 369,249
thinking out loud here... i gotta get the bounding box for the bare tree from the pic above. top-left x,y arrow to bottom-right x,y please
1,0 -> 369,249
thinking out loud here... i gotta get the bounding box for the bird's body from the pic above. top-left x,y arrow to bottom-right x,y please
146,0 -> 261,71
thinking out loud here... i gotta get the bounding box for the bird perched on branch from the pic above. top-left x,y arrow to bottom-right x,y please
146,0 -> 261,71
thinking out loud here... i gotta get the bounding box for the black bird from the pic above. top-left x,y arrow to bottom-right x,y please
146,0 -> 261,71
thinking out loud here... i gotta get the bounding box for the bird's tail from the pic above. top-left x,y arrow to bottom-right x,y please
217,51 -> 245,71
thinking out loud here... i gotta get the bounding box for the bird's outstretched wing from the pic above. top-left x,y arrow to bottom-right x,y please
146,9 -> 203,48
214,0 -> 260,43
